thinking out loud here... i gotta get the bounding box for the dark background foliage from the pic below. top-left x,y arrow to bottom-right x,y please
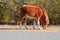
0,0 -> 60,25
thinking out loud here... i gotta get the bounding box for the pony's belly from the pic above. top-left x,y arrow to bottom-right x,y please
26,15 -> 36,19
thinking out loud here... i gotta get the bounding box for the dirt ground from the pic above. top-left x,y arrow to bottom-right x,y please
0,25 -> 60,32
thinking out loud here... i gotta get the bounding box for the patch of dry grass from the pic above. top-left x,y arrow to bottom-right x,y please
0,25 -> 60,32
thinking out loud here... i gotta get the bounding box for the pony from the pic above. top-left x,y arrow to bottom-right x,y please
19,5 -> 49,29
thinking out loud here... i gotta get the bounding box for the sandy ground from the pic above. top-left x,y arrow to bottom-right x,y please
0,25 -> 60,40
0,25 -> 60,32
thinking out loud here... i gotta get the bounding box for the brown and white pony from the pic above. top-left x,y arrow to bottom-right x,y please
19,5 -> 49,29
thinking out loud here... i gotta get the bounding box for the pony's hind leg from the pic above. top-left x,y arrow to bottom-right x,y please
19,17 -> 25,29
19,21 -> 22,29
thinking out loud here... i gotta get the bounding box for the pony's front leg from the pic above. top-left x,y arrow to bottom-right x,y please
25,18 -> 28,29
37,20 -> 42,29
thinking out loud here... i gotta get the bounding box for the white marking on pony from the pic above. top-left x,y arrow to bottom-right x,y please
37,21 -> 40,25
26,15 -> 36,19
23,5 -> 33,7
23,5 -> 26,7
37,20 -> 41,29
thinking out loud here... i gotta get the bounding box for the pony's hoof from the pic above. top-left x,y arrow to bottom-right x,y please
19,26 -> 22,29
42,27 -> 46,30
25,27 -> 28,29
33,27 -> 35,30
38,27 -> 42,30
19,27 -> 22,29
38,28 -> 40,30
